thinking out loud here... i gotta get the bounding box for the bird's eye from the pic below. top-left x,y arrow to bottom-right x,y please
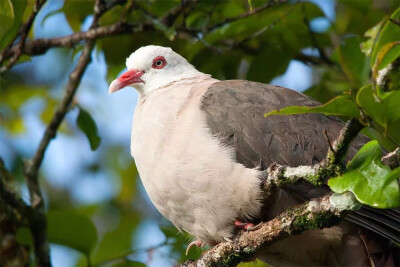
152,56 -> 167,69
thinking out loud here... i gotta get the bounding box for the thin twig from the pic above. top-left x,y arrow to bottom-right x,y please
301,4 -> 334,66
160,0 -> 200,26
228,4 -> 297,51
382,147 -> 400,169
207,0 -> 288,33
389,18 -> 400,27
94,239 -> 171,266
0,0 -> 47,73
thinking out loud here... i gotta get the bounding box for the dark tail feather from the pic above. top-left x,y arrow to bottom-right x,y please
345,211 -> 400,243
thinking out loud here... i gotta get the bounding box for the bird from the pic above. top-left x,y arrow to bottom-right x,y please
109,45 -> 399,266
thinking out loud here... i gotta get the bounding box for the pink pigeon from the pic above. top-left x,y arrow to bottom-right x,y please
109,45 -> 399,266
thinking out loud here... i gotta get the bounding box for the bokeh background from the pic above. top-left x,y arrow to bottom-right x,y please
1,0 -> 399,266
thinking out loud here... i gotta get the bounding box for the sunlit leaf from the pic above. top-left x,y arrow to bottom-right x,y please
374,41 -> 400,72
47,210 -> 98,255
247,0 -> 252,12
76,107 -> 101,151
0,84 -> 48,111
338,36 -> 370,87
264,95 -> 360,118
370,7 -> 400,66
328,141 -> 400,209
3,116 -> 25,134
0,0 -> 15,40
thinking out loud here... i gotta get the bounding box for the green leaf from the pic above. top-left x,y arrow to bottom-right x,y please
247,0 -> 252,12
160,225 -> 202,261
61,0 -> 94,32
374,41 -> 400,71
239,259 -> 271,267
264,95 -> 360,118
370,7 -> 400,66
328,141 -> 400,209
361,127 -> 398,152
0,0 -> 26,50
16,227 -> 33,246
361,20 -> 384,56
247,43 -> 293,83
0,0 -> 14,40
338,36 -> 370,87
77,107 -> 101,151
91,212 -> 139,264
111,261 -> 146,267
3,117 -> 26,134
356,84 -> 400,144
47,210 -> 98,255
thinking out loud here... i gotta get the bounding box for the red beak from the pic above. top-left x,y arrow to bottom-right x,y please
109,69 -> 144,94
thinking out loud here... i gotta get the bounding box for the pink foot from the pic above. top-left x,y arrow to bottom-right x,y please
234,220 -> 262,231
185,240 -> 203,255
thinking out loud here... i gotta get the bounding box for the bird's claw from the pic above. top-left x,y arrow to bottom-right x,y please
234,220 -> 262,231
185,240 -> 203,255
223,237 -> 233,242
246,222 -> 262,231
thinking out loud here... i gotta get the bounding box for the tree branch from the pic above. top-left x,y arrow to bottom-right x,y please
264,118 -> 364,190
1,22 -> 154,61
94,239 -> 171,266
382,147 -> 400,169
183,193 -> 360,266
1,0 -> 291,62
0,158 -> 31,217
0,0 -> 47,73
20,0 -> 111,265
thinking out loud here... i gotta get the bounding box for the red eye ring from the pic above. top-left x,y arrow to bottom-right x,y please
152,56 -> 167,69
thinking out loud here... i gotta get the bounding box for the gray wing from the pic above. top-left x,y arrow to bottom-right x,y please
200,80 -> 400,243
200,80 -> 361,169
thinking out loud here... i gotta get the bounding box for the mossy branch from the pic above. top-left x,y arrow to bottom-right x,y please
263,118 -> 364,190
182,193 -> 360,267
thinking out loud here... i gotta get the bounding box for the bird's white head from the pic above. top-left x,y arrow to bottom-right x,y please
109,45 -> 202,95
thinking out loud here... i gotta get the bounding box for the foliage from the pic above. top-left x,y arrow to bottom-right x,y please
328,141 -> 400,208
77,107 -> 101,151
264,5 -> 400,209
0,0 -> 399,266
